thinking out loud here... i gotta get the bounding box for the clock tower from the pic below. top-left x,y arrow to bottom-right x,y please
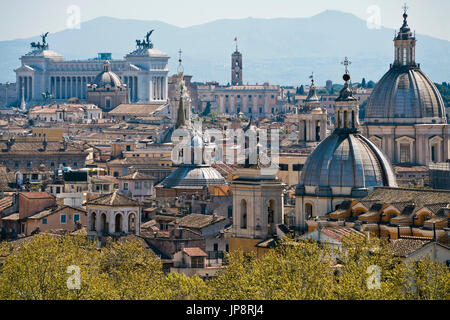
231,41 -> 243,86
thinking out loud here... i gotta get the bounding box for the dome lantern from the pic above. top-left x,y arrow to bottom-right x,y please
334,58 -> 360,132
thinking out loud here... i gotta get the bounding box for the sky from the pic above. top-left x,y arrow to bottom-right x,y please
0,0 -> 449,42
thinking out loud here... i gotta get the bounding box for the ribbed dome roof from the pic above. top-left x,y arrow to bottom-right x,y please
92,61 -> 123,88
298,131 -> 397,195
365,67 -> 446,124
158,164 -> 227,188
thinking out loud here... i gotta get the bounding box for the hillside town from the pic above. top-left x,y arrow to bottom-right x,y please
0,7 -> 449,287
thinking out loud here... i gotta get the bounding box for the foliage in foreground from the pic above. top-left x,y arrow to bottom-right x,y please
0,234 -> 448,300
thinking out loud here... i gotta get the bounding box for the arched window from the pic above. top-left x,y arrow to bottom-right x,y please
305,203 -> 313,220
268,200 -> 275,234
128,213 -> 136,234
315,120 -> 321,141
240,199 -> 247,229
101,213 -> 107,235
105,97 -> 111,109
431,145 -> 437,162
91,213 -> 97,231
115,214 -> 123,233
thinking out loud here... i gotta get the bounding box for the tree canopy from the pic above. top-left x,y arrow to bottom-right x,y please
0,234 -> 448,300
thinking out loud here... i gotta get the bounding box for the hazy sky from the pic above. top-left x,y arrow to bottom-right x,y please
1,0 -> 449,41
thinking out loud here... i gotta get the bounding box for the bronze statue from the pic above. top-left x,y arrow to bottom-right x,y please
145,30 -> 154,43
135,30 -> 155,49
30,32 -> 49,51
41,32 -> 49,47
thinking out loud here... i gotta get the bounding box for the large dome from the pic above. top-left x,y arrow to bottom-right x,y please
365,67 -> 446,124
92,61 -> 123,88
364,10 -> 446,125
297,131 -> 397,197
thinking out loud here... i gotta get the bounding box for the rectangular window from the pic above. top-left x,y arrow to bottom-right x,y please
279,164 -> 289,171
42,218 -> 47,225
74,214 -> 80,222
144,181 -> 151,189
135,182 -> 142,190
293,164 -> 304,171
60,214 -> 67,224
123,182 -> 129,191
400,144 -> 410,163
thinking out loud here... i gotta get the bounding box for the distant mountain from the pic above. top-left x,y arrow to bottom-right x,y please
0,10 -> 449,85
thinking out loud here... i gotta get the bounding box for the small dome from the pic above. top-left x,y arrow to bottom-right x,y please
92,61 -> 123,88
158,164 -> 227,188
365,67 -> 446,124
298,131 -> 397,196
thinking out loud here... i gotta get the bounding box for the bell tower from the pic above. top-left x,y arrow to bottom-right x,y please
231,38 -> 243,86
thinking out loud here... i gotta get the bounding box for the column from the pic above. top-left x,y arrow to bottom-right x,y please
66,77 -> 69,99
75,77 -> 79,99
129,77 -> 133,102
163,76 -> 167,101
27,77 -> 30,101
135,77 -> 138,102
299,119 -> 305,141
321,119 -> 326,141
160,76 -> 163,100
156,77 -> 159,100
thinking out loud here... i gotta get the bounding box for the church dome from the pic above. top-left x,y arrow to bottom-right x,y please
158,164 -> 227,188
364,10 -> 446,125
298,132 -> 397,196
365,67 -> 446,124
297,64 -> 397,198
92,61 -> 123,88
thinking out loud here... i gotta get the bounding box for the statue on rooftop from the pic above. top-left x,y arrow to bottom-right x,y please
30,32 -> 49,51
135,30 -> 154,49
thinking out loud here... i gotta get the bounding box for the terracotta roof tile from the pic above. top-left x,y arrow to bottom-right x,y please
183,247 -> 207,257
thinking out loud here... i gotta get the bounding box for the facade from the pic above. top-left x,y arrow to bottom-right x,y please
118,171 -> 156,201
361,10 -> 449,165
15,33 -> 169,106
0,139 -> 86,170
295,70 -> 398,230
197,47 -> 280,119
229,168 -> 284,253
198,84 -> 281,119
23,206 -> 86,236
29,103 -> 102,123
86,191 -> 141,237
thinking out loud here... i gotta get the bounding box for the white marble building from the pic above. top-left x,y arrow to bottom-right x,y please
15,35 -> 169,106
